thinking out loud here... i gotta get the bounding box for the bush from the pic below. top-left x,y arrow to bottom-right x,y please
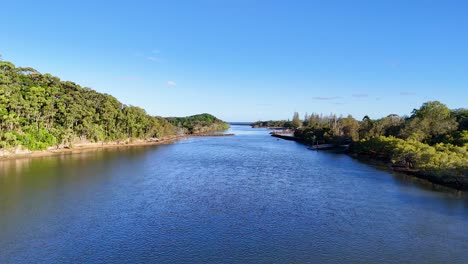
352,136 -> 468,178
15,129 -> 57,150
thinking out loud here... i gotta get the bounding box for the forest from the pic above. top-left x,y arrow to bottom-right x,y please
0,59 -> 228,151
166,113 -> 229,134
257,102 -> 468,188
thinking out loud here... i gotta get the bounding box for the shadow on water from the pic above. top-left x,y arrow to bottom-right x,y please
347,155 -> 466,197
0,145 -> 166,213
295,140 -> 465,195
0,145 -> 162,177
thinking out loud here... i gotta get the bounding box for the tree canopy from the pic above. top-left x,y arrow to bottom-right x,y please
254,101 -> 468,186
291,112 -> 302,129
0,59 -> 226,151
166,113 -> 229,134
401,101 -> 458,143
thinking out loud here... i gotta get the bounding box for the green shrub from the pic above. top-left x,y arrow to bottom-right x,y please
352,136 -> 468,178
15,129 -> 57,150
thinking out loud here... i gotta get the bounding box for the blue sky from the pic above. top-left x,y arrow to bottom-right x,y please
1,0 -> 467,121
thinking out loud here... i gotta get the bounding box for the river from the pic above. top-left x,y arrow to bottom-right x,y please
1,125 -> 467,263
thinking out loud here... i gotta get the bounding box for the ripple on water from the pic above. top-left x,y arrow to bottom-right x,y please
0,125 -> 468,263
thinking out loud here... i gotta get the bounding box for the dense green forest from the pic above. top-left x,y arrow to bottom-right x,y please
0,59 -> 227,152
256,102 -> 468,188
166,113 -> 229,134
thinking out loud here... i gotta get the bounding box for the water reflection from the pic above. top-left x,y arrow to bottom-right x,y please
0,126 -> 467,264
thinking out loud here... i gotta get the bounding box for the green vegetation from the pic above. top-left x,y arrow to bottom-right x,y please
300,114 -> 360,144
400,101 -> 458,143
166,113 -> 229,134
291,112 -> 302,129
252,120 -> 292,128
256,101 -> 468,189
0,59 -> 226,152
351,137 -> 468,188
352,102 -> 468,188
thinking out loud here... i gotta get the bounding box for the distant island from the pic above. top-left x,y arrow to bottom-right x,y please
254,102 -> 468,190
0,59 -> 229,158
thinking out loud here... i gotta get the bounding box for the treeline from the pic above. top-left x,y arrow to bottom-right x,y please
351,102 -> 467,188
260,102 -> 467,147
166,113 -> 229,134
257,101 -> 468,188
252,120 -> 293,128
0,59 -> 226,151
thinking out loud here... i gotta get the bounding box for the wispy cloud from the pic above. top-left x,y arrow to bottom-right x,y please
147,56 -> 161,62
136,49 -> 162,62
311,96 -> 341,100
352,93 -> 368,98
166,81 -> 176,86
400,91 -> 415,96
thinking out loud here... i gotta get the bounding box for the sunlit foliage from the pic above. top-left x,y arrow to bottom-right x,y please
0,59 -> 177,150
166,113 -> 229,134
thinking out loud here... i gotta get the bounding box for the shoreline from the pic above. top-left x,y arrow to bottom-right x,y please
0,133 -> 234,161
267,131 -> 468,191
349,154 -> 468,191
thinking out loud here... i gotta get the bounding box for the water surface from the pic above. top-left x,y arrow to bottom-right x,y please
1,125 -> 467,263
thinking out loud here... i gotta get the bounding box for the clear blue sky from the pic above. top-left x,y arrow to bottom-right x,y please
1,0 -> 467,121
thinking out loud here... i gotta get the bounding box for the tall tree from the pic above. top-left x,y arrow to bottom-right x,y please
291,112 -> 302,129
401,101 -> 458,142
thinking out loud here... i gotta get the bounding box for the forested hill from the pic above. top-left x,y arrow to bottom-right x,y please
166,113 -> 230,134
0,60 -> 225,151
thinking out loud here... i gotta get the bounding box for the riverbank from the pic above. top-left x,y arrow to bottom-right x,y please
0,133 -> 234,161
347,152 -> 468,192
269,133 -> 468,191
349,153 -> 468,191
271,134 -> 305,142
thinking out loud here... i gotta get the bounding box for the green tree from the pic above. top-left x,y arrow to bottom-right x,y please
339,115 -> 359,141
291,112 -> 302,129
402,101 -> 458,143
0,58 -> 229,151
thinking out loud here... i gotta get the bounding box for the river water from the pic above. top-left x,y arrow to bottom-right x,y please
1,125 -> 467,263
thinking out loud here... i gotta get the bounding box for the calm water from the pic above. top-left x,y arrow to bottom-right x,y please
1,126 -> 467,263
